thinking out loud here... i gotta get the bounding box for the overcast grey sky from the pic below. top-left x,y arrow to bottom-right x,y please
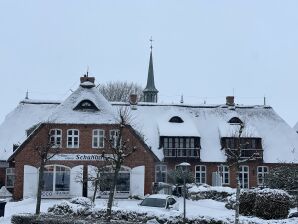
1,1 -> 298,126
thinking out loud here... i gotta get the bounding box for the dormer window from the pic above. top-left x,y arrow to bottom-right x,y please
228,117 -> 243,125
169,116 -> 184,123
74,100 -> 99,111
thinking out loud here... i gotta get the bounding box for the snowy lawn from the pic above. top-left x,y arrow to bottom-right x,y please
0,197 -> 297,224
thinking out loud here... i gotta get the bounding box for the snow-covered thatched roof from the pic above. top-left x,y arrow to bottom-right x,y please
1,82 -> 298,163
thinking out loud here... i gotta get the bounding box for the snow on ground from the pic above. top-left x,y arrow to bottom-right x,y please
0,198 -> 297,224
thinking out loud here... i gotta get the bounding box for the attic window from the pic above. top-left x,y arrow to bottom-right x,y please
74,100 -> 99,111
169,116 -> 184,123
228,117 -> 243,124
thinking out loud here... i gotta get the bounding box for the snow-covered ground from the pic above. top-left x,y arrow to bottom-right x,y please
0,198 -> 297,224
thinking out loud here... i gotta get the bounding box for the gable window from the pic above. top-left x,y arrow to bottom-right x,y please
74,100 -> 99,111
67,129 -> 79,148
109,129 -> 120,148
228,117 -> 243,124
92,129 -> 105,148
169,116 -> 184,123
50,129 -> 62,147
195,165 -> 206,184
6,168 -> 15,188
155,165 -> 167,182
218,165 -> 229,185
239,165 -> 249,189
257,166 -> 269,186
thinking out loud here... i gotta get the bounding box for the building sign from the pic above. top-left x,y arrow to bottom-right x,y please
41,191 -> 70,198
50,153 -> 114,161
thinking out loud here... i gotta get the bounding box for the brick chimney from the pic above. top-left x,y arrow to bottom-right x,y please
129,94 -> 138,110
80,75 -> 95,84
226,96 -> 235,106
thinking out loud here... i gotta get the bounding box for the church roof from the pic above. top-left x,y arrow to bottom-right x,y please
143,50 -> 158,93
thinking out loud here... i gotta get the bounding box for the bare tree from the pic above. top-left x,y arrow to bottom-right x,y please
98,81 -> 144,102
34,122 -> 61,215
225,123 -> 260,224
100,107 -> 137,222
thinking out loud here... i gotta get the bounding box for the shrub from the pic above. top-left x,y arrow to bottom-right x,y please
239,190 -> 256,216
69,197 -> 94,208
254,188 -> 290,219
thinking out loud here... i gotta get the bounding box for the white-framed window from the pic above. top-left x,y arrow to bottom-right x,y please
6,168 -> 15,188
218,165 -> 229,185
92,129 -> 105,148
257,166 -> 269,186
42,165 -> 70,198
67,129 -> 79,148
155,165 -> 167,182
50,129 -> 62,147
109,129 -> 120,148
195,165 -> 206,184
239,165 -> 249,189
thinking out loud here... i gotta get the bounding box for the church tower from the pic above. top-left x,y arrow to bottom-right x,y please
143,39 -> 159,103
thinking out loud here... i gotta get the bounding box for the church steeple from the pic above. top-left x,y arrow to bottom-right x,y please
143,38 -> 158,103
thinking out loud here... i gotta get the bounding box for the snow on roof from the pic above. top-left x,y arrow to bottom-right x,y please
0,100 -> 59,160
157,108 -> 200,137
1,85 -> 298,164
113,103 -> 298,163
48,85 -> 116,124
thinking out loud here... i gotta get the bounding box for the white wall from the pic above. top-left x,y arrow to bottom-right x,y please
23,165 -> 38,198
70,165 -> 83,197
130,165 -> 145,197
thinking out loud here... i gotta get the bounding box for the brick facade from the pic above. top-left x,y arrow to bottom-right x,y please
12,123 -> 157,200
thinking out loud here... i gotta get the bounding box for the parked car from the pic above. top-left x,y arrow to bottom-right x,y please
139,194 -> 179,210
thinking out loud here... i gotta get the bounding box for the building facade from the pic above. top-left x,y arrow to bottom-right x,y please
1,50 -> 298,200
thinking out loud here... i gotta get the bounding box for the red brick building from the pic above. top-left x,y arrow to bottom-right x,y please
1,49 -> 298,200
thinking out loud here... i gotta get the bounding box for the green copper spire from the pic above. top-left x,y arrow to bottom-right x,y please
143,38 -> 158,103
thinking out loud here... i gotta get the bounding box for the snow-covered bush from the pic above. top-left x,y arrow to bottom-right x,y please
48,199 -> 92,216
226,188 -> 290,219
254,188 -> 290,219
189,184 -> 234,202
239,190 -> 256,216
69,197 -> 94,208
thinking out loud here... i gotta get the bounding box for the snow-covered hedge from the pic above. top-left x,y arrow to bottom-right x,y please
69,197 -> 94,208
188,184 -> 235,202
226,188 -> 290,220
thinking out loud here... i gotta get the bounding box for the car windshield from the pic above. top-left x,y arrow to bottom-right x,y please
140,198 -> 166,208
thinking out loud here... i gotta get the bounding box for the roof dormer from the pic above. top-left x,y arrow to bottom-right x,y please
228,117 -> 243,125
169,116 -> 184,123
74,99 -> 99,111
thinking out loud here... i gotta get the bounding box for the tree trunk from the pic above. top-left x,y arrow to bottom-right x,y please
106,163 -> 121,222
92,179 -> 98,203
235,164 -> 240,224
35,160 -> 45,215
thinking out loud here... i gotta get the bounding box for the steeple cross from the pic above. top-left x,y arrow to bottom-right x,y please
150,36 -> 153,50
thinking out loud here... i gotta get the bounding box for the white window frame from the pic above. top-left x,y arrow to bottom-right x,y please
155,165 -> 167,183
257,166 -> 269,186
92,129 -> 105,148
6,168 -> 15,188
109,129 -> 120,148
67,129 -> 79,148
50,129 -> 62,148
218,165 -> 230,185
195,165 -> 206,184
239,165 -> 249,189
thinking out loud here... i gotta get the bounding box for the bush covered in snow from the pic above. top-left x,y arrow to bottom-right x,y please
254,188 -> 290,219
69,197 -> 94,208
48,199 -> 92,216
226,188 -> 290,219
188,184 -> 234,202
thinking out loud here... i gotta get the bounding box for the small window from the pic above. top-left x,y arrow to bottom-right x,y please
74,100 -> 99,111
169,116 -> 184,123
155,165 -> 167,182
218,165 -> 229,185
50,129 -> 62,148
92,129 -> 105,148
195,165 -> 206,184
67,129 -> 79,148
109,129 -> 120,148
228,117 -> 243,124
257,166 -> 269,186
239,165 -> 249,189
6,168 -> 15,188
